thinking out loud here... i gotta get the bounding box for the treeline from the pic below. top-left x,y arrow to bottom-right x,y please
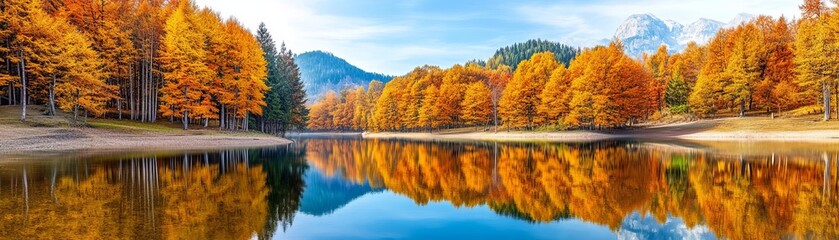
487,39 -> 579,70
0,0 -> 306,133
308,1 -> 839,132
308,42 -> 655,131
307,64 -> 510,131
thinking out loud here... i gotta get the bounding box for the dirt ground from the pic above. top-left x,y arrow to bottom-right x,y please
0,124 -> 291,155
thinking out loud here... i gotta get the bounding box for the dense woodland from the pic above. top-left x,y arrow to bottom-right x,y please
0,0 -> 306,134
308,0 -> 839,132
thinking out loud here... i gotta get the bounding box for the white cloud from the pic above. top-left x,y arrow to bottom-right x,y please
194,0 -> 411,74
194,0 -> 802,75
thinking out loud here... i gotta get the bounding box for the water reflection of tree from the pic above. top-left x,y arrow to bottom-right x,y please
0,148 -> 309,239
304,139 -> 839,240
252,143 -> 309,239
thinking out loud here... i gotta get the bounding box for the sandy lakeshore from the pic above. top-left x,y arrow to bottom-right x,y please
0,124 -> 291,154
363,118 -> 839,142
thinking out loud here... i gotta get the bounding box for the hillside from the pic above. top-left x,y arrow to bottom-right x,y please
295,51 -> 393,101
487,39 -> 579,69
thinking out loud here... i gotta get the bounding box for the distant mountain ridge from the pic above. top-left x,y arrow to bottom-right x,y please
614,13 -> 755,57
295,51 -> 393,101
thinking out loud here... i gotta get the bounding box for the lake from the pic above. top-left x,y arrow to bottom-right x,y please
1,138 -> 837,239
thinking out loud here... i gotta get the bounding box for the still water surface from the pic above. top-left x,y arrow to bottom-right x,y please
1,138 -> 838,239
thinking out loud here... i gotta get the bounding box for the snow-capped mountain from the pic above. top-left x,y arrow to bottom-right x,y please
726,13 -> 757,28
615,13 -> 753,57
615,14 -> 681,57
678,18 -> 724,46
664,20 -> 683,36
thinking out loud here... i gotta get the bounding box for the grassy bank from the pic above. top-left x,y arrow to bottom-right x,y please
0,105 -> 290,154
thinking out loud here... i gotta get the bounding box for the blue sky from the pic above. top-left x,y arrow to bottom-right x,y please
195,0 -> 800,76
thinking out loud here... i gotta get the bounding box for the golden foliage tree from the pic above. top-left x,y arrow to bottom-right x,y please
723,23 -> 763,117
306,91 -> 338,130
499,51 -> 559,129
460,82 -> 492,127
794,5 -> 839,121
565,41 -> 652,128
690,29 -> 732,117
158,2 -> 212,130
224,19 -> 269,131
54,24 -> 114,120
643,45 -> 671,112
538,64 -> 572,125
418,85 -> 440,130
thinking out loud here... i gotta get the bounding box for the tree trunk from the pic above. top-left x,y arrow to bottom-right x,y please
182,109 -> 188,130
73,103 -> 79,122
232,106 -> 238,131
219,105 -> 225,130
824,81 -> 831,121
117,77 -> 122,120
739,100 -> 745,117
130,64 -> 135,120
243,111 -> 249,131
835,80 -> 838,120
7,82 -> 12,105
5,54 -> 11,105
49,74 -> 56,116
493,101 -> 498,133
19,50 -> 26,123
140,61 -> 146,122
151,41 -> 157,122
182,86 -> 189,129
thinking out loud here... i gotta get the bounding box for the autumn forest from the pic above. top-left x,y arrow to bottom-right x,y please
308,0 -> 839,132
0,0 -> 306,134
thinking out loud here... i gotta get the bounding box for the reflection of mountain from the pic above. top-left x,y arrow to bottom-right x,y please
488,201 -> 572,223
618,212 -> 715,240
299,168 -> 382,216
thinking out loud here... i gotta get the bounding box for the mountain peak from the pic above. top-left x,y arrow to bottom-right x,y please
614,14 -> 670,42
615,14 -> 677,56
614,13 -> 750,57
726,13 -> 756,27
627,13 -> 659,20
